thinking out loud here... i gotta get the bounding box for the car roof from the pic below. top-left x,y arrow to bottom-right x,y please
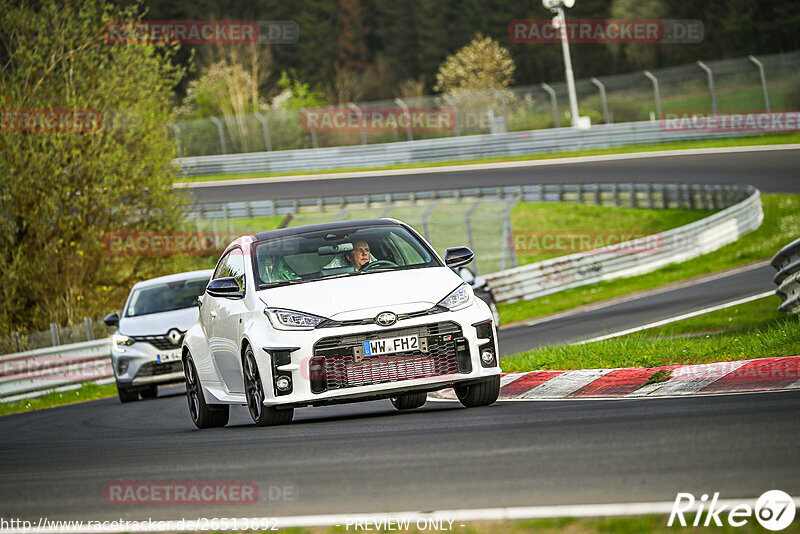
252,218 -> 403,242
131,269 -> 214,289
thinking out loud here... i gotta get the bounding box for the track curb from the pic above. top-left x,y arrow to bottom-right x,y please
432,356 -> 800,400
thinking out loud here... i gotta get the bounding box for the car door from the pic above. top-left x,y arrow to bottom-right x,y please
210,247 -> 247,394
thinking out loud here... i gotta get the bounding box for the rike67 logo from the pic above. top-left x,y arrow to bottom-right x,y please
669,490 -> 796,531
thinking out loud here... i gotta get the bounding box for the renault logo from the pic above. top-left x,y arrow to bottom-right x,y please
375,312 -> 397,327
167,328 -> 183,346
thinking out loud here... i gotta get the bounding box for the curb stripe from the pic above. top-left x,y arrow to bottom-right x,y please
699,356 -> 800,393
568,367 -> 658,398
499,370 -> 566,399
519,369 -> 615,399
627,360 -> 749,397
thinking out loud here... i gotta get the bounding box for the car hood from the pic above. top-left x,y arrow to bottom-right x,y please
258,267 -> 463,320
118,306 -> 200,336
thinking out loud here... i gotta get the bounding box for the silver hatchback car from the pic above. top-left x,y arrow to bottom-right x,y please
104,270 -> 213,403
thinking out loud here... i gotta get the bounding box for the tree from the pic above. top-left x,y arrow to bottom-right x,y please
434,33 -> 515,93
0,0 -> 189,333
608,0 -> 669,68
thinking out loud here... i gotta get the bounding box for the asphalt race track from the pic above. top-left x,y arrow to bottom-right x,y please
185,147 -> 800,203
498,262 -> 776,355
2,388 -> 799,521
2,147 -> 799,524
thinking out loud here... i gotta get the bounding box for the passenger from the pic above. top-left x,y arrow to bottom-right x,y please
262,255 -> 298,283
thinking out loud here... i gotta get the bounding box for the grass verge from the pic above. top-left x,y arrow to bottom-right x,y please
177,132 -> 800,183
0,382 -> 119,417
499,193 -> 800,325
501,294 -> 800,371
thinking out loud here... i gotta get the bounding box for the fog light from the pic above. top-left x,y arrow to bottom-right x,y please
117,359 -> 130,375
275,376 -> 291,392
480,349 -> 495,366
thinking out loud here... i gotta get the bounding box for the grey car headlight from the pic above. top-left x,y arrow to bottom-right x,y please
265,308 -> 328,330
437,283 -> 473,311
112,334 -> 135,353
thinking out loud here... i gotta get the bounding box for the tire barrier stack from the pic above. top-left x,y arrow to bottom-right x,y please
771,238 -> 800,314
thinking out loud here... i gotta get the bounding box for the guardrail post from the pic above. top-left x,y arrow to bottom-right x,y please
84,316 -> 95,341
348,103 -> 367,145
697,61 -> 718,115
647,183 -> 654,209
540,83 -> 560,128
50,323 -> 60,347
594,184 -> 601,205
254,112 -> 272,151
590,77 -> 611,124
629,183 -> 638,208
209,117 -> 228,154
642,71 -> 662,120
502,199 -> 519,269
493,88 -> 509,132
748,55 -> 771,113
442,95 -> 460,136
421,201 -> 439,241
612,183 -> 619,206
12,331 -> 21,353
394,98 -> 414,141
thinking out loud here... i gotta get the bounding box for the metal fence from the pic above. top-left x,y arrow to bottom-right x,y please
771,238 -> 800,314
0,317 -> 113,355
188,182 -> 749,277
172,50 -> 800,160
485,185 -> 762,304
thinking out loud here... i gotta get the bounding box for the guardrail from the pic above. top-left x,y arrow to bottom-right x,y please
0,339 -> 113,401
771,238 -> 800,314
174,120 -> 758,177
484,185 -> 762,304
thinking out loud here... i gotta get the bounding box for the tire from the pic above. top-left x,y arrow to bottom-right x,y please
117,382 -> 139,403
390,392 -> 427,410
184,352 -> 229,429
243,345 -> 294,427
139,385 -> 158,399
454,375 -> 501,408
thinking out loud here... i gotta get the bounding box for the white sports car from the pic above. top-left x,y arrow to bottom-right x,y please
182,219 -> 501,428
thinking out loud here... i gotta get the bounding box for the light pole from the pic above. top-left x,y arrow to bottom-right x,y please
543,0 -> 588,128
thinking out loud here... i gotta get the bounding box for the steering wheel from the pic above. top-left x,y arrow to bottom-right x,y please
360,260 -> 397,272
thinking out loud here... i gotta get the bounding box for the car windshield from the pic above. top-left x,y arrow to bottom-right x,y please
253,224 -> 441,288
124,277 -> 209,317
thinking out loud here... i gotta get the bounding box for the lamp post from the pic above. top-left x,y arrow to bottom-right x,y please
543,0 -> 587,128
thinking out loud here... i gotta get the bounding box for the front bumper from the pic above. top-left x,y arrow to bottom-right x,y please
250,302 -> 499,408
111,338 -> 185,387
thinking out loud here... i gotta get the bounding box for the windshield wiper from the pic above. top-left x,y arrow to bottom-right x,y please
258,279 -> 306,289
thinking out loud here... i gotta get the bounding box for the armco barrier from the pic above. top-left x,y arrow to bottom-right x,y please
771,238 -> 800,314
174,120 -> 757,177
484,185 -> 763,304
0,339 -> 113,400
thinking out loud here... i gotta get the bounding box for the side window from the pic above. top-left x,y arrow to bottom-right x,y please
227,248 -> 246,291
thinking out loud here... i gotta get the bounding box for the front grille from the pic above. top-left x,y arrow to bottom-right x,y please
310,321 -> 468,393
136,360 -> 183,377
318,306 -> 447,328
131,334 -> 182,350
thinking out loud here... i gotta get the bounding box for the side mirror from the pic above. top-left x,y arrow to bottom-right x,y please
445,247 -> 475,269
206,277 -> 244,298
103,312 -> 120,327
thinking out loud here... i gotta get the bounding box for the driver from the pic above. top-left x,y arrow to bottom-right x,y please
345,240 -> 372,271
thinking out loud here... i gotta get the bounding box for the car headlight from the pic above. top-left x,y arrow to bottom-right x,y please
437,283 -> 473,311
265,308 -> 328,330
112,334 -> 135,353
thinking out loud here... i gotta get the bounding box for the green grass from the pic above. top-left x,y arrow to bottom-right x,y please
501,294 -> 800,371
511,203 -> 711,264
177,132 -> 800,183
0,382 -> 119,417
499,193 -> 800,325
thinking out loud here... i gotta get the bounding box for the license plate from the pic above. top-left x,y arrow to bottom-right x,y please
156,350 -> 182,364
362,335 -> 419,357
